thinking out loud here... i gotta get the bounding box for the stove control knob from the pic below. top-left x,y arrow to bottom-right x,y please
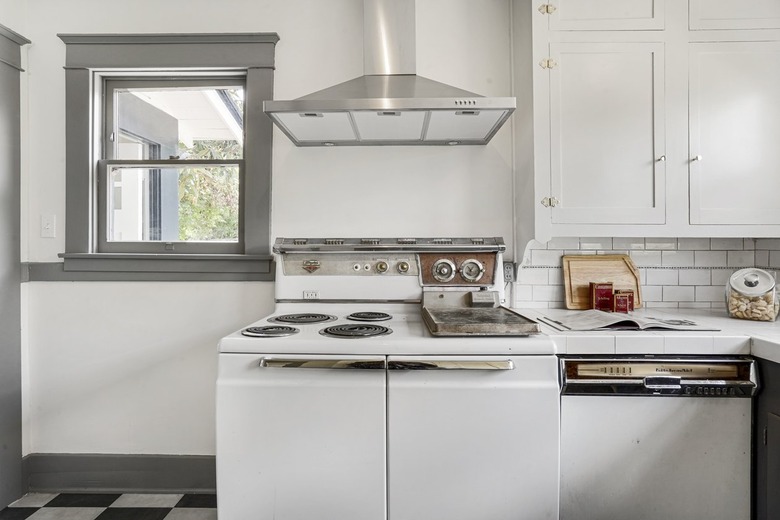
432,259 -> 457,283
376,261 -> 389,274
460,259 -> 485,283
397,261 -> 410,274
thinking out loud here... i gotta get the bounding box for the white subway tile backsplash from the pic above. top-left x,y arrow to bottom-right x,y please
727,251 -> 755,267
613,237 -> 646,250
661,250 -> 695,267
531,250 -> 564,266
769,251 -> 780,268
756,239 -> 780,250
694,251 -> 727,267
679,269 -> 710,286
548,269 -> 563,285
663,286 -> 695,302
630,251 -> 663,267
580,238 -> 613,250
547,237 -> 580,249
533,285 -> 564,302
646,269 -> 679,285
695,285 -> 725,302
641,285 -> 663,302
645,238 -> 677,250
512,236 -> 780,311
711,269 -> 734,285
646,301 -> 680,308
527,239 -> 548,250
513,284 -> 533,302
517,267 -> 549,285
756,250 -> 769,267
711,238 -> 745,250
678,238 -> 710,250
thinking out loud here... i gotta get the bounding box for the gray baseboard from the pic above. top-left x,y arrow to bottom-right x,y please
22,454 -> 216,494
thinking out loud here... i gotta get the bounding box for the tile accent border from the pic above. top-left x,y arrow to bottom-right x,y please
513,237 -> 780,309
22,454 -> 216,494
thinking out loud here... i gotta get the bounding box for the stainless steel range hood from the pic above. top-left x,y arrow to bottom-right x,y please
263,0 -> 515,147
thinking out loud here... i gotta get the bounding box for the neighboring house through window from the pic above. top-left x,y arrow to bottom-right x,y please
55,33 -> 278,280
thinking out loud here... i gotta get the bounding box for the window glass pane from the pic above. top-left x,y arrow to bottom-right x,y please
108,165 -> 239,242
114,85 -> 244,160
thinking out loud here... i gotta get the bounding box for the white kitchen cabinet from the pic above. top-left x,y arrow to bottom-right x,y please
216,354 -> 387,520
217,353 -> 560,520
541,0 -> 665,31
387,356 -> 559,520
547,42 -> 665,226
516,0 -> 780,247
689,41 -> 780,225
690,0 -> 780,30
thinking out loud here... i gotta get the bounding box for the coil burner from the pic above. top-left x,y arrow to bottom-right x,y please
242,326 -> 300,338
347,312 -> 393,322
269,313 -> 338,324
319,324 -> 393,339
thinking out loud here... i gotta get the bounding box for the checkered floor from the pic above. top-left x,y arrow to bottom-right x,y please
0,493 -> 216,519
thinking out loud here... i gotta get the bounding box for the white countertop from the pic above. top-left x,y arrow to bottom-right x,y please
518,307 -> 780,363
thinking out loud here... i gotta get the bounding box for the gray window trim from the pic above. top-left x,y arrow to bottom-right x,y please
56,33 -> 279,281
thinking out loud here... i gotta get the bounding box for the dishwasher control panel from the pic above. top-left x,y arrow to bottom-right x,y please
560,356 -> 759,397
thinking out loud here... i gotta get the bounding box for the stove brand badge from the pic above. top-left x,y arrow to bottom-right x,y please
302,260 -> 321,273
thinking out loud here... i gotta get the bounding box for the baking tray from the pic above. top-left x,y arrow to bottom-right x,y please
562,254 -> 642,310
422,306 -> 541,336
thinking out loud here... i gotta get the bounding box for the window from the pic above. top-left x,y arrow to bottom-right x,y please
57,33 -> 278,280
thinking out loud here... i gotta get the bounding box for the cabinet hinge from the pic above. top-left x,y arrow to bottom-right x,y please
538,3 -> 557,14
539,58 -> 558,69
541,196 -> 560,208
765,426 -> 768,446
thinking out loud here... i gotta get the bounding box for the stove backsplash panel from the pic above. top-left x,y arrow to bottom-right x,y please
512,238 -> 780,309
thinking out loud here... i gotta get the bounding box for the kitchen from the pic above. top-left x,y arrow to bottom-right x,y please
2,0 -> 780,519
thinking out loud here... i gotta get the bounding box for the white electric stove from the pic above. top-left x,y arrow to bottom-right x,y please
216,237 -> 559,520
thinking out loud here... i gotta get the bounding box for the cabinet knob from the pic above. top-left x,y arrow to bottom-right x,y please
692,155 -> 703,162
657,155 -> 666,162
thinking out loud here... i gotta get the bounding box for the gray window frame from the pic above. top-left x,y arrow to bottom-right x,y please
54,33 -> 279,281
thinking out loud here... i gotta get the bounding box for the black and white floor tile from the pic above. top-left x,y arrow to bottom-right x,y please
0,493 -> 217,519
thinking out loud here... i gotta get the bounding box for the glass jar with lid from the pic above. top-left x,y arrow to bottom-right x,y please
726,268 -> 778,321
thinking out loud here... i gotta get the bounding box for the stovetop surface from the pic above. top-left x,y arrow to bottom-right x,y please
219,303 -> 556,356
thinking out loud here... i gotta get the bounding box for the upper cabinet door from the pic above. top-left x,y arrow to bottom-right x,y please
689,42 -> 780,225
690,0 -> 780,30
547,42 -> 666,225
546,0 -> 665,31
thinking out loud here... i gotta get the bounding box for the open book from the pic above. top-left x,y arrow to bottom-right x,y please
538,309 -> 719,331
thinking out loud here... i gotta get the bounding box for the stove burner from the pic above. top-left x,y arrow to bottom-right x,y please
269,313 -> 337,324
319,324 -> 393,339
242,326 -> 299,338
347,312 -> 392,322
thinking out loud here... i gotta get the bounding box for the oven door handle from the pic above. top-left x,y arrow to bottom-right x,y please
388,360 -> 515,371
259,358 -> 386,370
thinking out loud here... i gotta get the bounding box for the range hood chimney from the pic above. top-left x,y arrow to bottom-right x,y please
263,0 -> 516,146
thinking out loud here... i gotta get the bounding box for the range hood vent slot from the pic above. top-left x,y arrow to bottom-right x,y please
263,0 -> 515,146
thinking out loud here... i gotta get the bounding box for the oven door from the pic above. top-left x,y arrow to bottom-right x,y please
387,355 -> 560,520
216,353 -> 387,520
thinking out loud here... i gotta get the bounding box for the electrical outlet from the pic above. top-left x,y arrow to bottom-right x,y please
503,262 -> 515,283
303,291 -> 319,300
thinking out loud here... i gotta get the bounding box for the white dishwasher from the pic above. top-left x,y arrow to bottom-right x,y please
559,356 -> 758,520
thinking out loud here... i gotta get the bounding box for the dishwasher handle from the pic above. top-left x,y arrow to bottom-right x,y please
643,376 -> 682,390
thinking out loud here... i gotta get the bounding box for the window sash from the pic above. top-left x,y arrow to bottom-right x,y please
97,159 -> 245,254
102,76 -> 246,162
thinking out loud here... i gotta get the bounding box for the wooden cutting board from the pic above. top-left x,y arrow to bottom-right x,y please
562,254 -> 642,309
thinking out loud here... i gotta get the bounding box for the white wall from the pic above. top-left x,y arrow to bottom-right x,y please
20,0 -> 516,455
0,1 -> 27,35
